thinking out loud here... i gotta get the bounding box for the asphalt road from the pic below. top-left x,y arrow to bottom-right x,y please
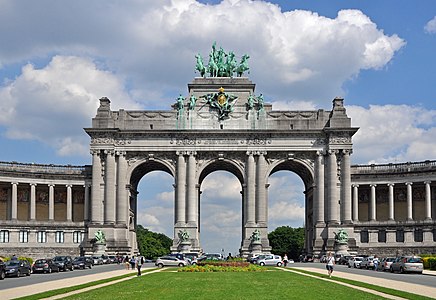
292,262 -> 436,288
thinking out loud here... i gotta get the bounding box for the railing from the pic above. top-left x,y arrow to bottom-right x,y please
0,161 -> 90,175
351,160 -> 436,174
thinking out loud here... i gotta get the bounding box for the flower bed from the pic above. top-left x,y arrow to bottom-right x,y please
179,264 -> 265,272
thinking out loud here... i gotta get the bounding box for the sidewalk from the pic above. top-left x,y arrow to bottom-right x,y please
291,266 -> 436,299
2,268 -> 138,300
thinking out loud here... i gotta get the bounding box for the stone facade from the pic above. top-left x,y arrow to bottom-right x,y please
0,77 -> 435,259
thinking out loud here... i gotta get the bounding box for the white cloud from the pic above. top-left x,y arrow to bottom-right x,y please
424,16 -> 436,34
269,201 -> 305,223
348,104 -> 436,163
0,55 -> 139,157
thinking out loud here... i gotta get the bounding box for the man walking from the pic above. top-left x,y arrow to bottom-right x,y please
136,253 -> 144,276
326,252 -> 335,278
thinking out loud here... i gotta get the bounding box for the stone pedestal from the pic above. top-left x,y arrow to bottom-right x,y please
335,242 -> 350,256
249,240 -> 262,254
93,242 -> 106,255
178,241 -> 192,253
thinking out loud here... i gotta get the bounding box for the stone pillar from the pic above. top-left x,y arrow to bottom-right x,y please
66,184 -> 72,222
256,152 -> 267,225
187,152 -> 197,225
327,150 -> 338,224
246,152 -> 255,225
424,181 -> 432,220
91,150 -> 103,224
11,182 -> 18,220
369,184 -> 376,221
84,184 -> 90,222
49,184 -> 55,221
406,182 -> 413,220
176,152 -> 186,225
388,183 -> 395,220
104,150 -> 116,224
341,150 -> 352,223
116,151 -> 128,225
352,184 -> 359,222
30,183 -> 37,221
315,151 -> 325,225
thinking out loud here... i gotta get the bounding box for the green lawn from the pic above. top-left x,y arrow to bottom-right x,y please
61,268 -> 389,300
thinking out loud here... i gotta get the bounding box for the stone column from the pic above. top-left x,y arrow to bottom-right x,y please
369,184 -> 376,221
256,152 -> 267,225
327,150 -> 339,224
84,184 -> 90,222
11,182 -> 18,220
104,150 -> 116,224
352,184 -> 359,222
66,184 -> 72,222
49,184 -> 55,221
116,151 -> 128,225
424,181 -> 432,220
388,183 -> 395,220
91,150 -> 103,224
341,150 -> 352,223
187,152 -> 197,225
176,152 -> 186,225
315,151 -> 325,225
406,182 -> 413,220
30,183 -> 37,221
246,152 -> 255,225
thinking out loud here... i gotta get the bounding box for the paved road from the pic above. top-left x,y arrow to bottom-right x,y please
0,263 -> 138,290
292,262 -> 436,288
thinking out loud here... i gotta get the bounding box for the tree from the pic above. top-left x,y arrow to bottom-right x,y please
268,226 -> 305,260
136,225 -> 172,259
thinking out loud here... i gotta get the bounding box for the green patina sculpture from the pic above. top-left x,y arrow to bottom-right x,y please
250,229 -> 261,242
199,87 -> 238,120
334,229 -> 348,244
175,94 -> 185,111
246,92 -> 265,111
188,95 -> 197,110
178,229 -> 190,242
195,42 -> 250,77
95,230 -> 106,244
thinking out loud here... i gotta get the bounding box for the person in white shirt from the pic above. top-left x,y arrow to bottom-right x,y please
326,252 -> 335,278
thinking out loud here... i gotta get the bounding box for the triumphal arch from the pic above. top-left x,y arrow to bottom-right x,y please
83,46 -> 359,257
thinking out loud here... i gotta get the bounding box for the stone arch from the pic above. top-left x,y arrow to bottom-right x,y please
128,157 -> 175,191
267,157 -> 314,189
198,158 -> 245,186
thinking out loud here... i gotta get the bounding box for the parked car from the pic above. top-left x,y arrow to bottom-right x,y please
72,256 -> 93,269
257,254 -> 283,267
101,255 -> 110,264
155,256 -> 188,268
390,256 -> 423,274
32,258 -> 60,274
108,255 -> 117,264
53,256 -> 74,271
5,260 -> 31,277
0,259 -> 5,280
378,257 -> 396,271
92,256 -> 104,265
348,256 -> 364,268
360,256 -> 375,270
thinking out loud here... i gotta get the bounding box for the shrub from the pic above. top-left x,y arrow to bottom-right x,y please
179,264 -> 265,272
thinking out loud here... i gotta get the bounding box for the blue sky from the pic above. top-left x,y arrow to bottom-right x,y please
1,0 -> 435,255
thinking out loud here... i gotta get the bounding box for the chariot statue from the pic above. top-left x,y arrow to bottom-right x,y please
250,229 -> 261,242
94,230 -> 106,244
178,229 -> 190,243
334,229 -> 348,244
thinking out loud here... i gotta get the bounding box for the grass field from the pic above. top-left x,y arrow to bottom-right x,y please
59,268 -> 390,300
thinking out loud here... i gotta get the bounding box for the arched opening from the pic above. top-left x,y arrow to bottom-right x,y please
200,171 -> 242,256
136,171 -> 174,238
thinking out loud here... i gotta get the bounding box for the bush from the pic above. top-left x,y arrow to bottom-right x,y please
422,257 -> 436,270
179,264 -> 265,272
3,256 -> 33,264
197,260 -> 250,267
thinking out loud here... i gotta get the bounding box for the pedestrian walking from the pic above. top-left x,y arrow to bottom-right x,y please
283,254 -> 289,267
326,252 -> 335,278
135,253 -> 144,276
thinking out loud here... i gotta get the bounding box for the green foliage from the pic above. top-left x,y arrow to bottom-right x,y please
197,261 -> 250,267
179,264 -> 265,272
422,257 -> 436,270
268,226 -> 304,260
3,256 -> 33,264
136,225 -> 172,260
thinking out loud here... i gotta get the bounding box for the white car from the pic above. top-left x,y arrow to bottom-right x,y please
348,256 -> 364,268
257,254 -> 283,267
155,256 -> 188,268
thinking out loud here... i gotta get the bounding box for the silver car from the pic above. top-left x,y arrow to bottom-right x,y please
377,257 -> 396,271
390,256 -> 423,274
155,256 -> 188,268
257,254 -> 283,267
348,256 -> 363,268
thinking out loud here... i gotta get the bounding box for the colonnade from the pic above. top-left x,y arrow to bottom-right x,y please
351,181 -> 433,222
90,149 -> 129,226
2,182 -> 90,222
